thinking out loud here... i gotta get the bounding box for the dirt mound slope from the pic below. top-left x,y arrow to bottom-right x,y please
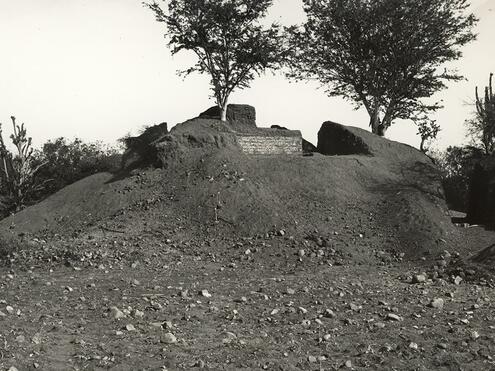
0,118 -> 457,259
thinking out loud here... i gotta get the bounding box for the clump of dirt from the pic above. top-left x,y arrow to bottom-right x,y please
121,122 -> 169,170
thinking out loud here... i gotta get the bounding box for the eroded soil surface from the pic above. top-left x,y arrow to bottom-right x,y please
1,226 -> 494,371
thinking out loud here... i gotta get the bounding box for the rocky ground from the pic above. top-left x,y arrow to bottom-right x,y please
0,225 -> 494,371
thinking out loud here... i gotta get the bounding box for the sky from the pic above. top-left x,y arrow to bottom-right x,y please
0,0 -> 493,150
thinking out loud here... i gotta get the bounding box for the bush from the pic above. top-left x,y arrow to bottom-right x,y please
32,138 -> 121,201
434,146 -> 484,212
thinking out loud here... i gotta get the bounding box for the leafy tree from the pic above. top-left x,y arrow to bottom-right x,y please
466,73 -> 495,155
416,118 -> 441,154
0,116 -> 47,212
146,0 -> 285,121
288,0 -> 477,136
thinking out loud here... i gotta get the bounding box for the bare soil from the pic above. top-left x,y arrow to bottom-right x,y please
0,225 -> 494,371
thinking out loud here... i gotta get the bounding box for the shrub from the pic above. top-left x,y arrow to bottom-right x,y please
434,146 -> 483,212
32,138 -> 121,200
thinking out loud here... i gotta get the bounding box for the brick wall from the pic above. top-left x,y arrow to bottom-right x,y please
237,134 -> 302,155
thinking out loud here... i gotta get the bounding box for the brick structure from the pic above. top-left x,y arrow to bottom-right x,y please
198,104 -> 303,155
236,131 -> 302,155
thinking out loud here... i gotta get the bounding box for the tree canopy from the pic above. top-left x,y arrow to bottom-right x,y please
146,0 -> 285,121
288,0 -> 477,136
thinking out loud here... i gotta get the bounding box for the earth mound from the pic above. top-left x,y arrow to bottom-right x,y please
0,116 -> 457,260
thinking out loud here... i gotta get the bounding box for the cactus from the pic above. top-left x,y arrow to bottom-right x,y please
475,73 -> 495,154
0,117 -> 47,212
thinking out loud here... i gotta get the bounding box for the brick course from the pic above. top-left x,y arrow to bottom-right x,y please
237,134 -> 302,155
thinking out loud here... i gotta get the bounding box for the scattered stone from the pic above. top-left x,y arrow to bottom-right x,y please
470,331 -> 480,340
409,342 -> 418,350
125,324 -> 136,332
32,333 -> 42,345
180,290 -> 189,299
308,355 -> 317,363
323,334 -> 332,341
350,303 -> 361,312
298,249 -> 306,257
133,309 -> 145,318
437,343 -> 448,350
15,335 -> 25,343
8,367 -> 19,371
298,307 -> 308,315
200,290 -> 212,298
110,306 -> 126,320
386,314 -> 402,322
345,360 -> 352,368
270,308 -> 280,316
301,319 -> 311,328
161,332 -> 177,344
6,306 -> 14,315
454,276 -> 463,285
286,288 -> 296,295
412,274 -> 427,284
324,309 -> 336,318
430,298 -> 445,310
222,332 -> 237,344
375,322 -> 386,329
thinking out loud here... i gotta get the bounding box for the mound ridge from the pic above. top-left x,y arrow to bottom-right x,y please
0,116 -> 457,259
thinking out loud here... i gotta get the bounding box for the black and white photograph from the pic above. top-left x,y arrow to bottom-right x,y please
0,0 -> 494,370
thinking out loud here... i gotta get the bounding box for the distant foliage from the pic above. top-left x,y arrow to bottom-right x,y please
287,0 -> 477,136
32,138 -> 121,200
466,73 -> 495,155
146,0 -> 285,121
0,116 -> 46,213
434,146 -> 483,212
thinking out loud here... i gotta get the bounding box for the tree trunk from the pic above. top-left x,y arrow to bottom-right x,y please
219,95 -> 229,122
370,112 -> 386,136
420,138 -> 426,153
220,104 -> 227,122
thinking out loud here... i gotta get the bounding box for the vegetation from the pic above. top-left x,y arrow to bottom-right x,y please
33,137 -> 121,200
416,119 -> 441,154
0,117 -> 47,213
466,73 -> 495,155
287,0 -> 477,136
434,146 -> 483,212
146,0 -> 285,121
